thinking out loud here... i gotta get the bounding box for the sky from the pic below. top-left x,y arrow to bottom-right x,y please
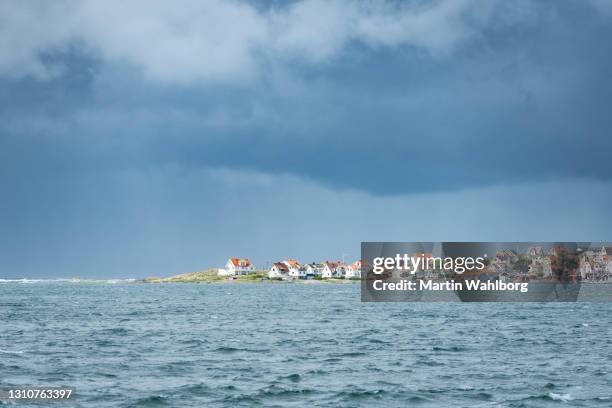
1,0 -> 612,278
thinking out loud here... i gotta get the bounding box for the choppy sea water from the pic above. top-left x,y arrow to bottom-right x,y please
1,282 -> 611,407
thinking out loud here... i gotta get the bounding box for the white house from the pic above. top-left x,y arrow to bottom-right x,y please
305,263 -> 324,278
218,258 -> 255,276
269,262 -> 289,279
322,261 -> 344,278
345,260 -> 362,279
283,260 -> 305,279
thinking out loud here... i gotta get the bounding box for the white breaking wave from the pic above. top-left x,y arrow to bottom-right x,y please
549,392 -> 573,402
0,278 -> 137,284
0,348 -> 25,355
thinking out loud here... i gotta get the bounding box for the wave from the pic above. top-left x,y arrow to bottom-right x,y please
257,385 -> 316,397
0,278 -> 46,283
0,278 -> 136,284
334,388 -> 390,399
432,345 -> 468,352
278,373 -> 301,383
518,392 -> 575,403
0,348 -> 25,355
212,346 -> 271,354
129,395 -> 169,407
548,392 -> 573,402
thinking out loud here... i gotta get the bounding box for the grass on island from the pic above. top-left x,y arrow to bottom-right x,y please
143,270 -> 270,283
144,269 -> 221,283
142,270 -> 358,284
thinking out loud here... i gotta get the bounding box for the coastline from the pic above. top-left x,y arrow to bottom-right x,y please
141,269 -> 359,284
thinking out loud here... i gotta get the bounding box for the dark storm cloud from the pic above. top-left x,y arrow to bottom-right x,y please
2,1 -> 611,195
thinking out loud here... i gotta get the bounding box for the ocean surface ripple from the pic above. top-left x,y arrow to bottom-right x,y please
1,282 -> 611,407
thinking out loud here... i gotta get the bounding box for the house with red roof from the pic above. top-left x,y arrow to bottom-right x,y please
218,258 -> 256,276
269,262 -> 289,279
322,261 -> 345,278
345,260 -> 362,279
283,259 -> 305,279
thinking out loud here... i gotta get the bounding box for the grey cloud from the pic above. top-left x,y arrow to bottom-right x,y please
0,0 -> 569,84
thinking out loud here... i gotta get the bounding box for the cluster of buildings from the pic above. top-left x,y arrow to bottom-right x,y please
487,247 -> 554,281
474,246 -> 612,283
383,246 -> 612,284
217,258 -> 362,280
579,246 -> 612,282
215,246 -> 612,283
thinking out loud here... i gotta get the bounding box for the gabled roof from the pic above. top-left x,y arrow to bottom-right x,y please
307,263 -> 324,268
272,262 -> 289,272
284,259 -> 301,268
229,258 -> 251,267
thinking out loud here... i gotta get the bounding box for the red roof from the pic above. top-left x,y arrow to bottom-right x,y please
284,259 -> 301,268
230,258 -> 251,267
273,262 -> 289,272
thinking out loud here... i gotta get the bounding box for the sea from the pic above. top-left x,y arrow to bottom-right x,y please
1,281 -> 611,407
